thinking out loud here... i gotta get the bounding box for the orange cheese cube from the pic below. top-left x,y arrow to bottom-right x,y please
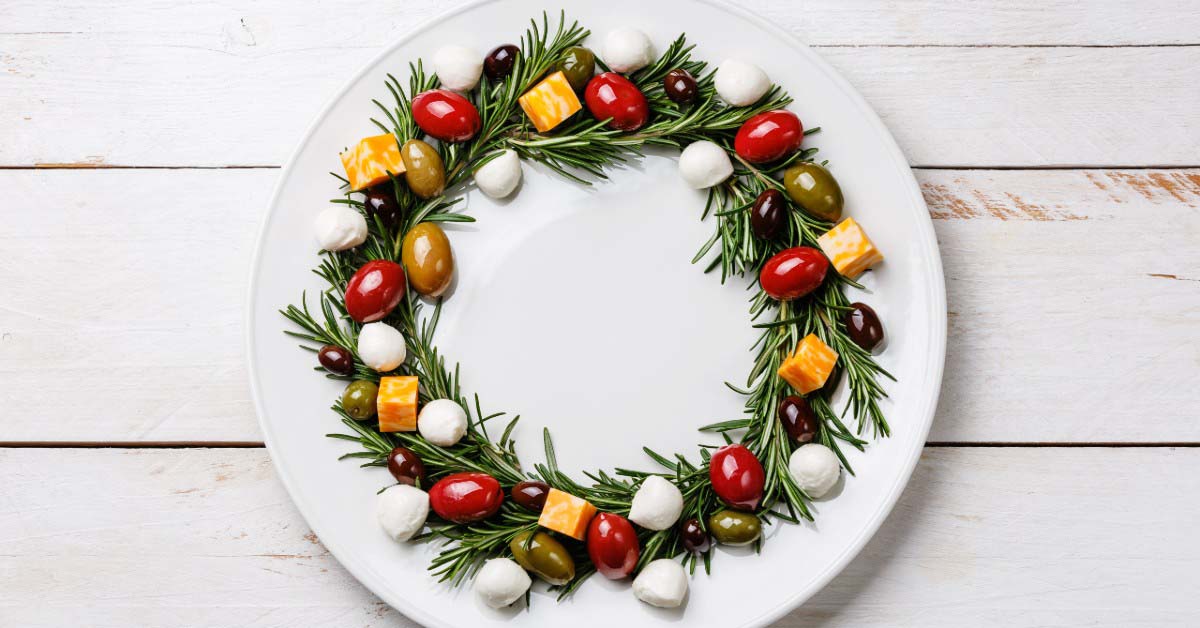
816,218 -> 883,279
518,71 -> 582,133
777,334 -> 839,395
377,375 -> 419,432
537,488 -> 596,540
339,133 -> 406,191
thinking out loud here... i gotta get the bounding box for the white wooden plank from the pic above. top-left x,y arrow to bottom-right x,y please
1,168 -> 1197,443
0,447 -> 1195,626
2,1 -> 1199,167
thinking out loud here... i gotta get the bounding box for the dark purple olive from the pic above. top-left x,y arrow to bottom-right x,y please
680,518 -> 711,553
387,447 -> 427,487
317,344 -> 355,376
846,302 -> 884,351
751,189 -> 787,240
663,68 -> 698,104
778,395 -> 818,444
511,480 -> 550,511
484,44 -> 520,82
363,186 -> 401,229
820,365 -> 842,397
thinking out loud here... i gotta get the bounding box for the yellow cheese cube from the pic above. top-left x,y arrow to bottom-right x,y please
777,334 -> 839,395
518,71 -> 582,133
537,488 -> 596,540
377,376 -> 419,432
816,218 -> 883,278
339,133 -> 406,191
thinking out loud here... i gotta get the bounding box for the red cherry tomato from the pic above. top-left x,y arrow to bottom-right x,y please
344,260 -> 406,323
584,72 -> 649,131
412,89 -> 481,142
586,513 -> 640,579
428,472 -> 504,523
709,444 -> 765,511
734,110 -> 803,164
759,247 -> 828,301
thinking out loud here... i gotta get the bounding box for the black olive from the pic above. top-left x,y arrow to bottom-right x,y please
484,44 -> 520,82
663,68 -> 698,104
751,188 -> 787,240
846,302 -> 884,351
363,186 -> 401,229
317,344 -> 354,375
778,395 -> 818,443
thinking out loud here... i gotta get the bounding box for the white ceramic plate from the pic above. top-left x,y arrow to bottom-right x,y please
247,1 -> 946,626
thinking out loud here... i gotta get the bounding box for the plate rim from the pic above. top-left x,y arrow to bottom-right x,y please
245,1 -> 947,626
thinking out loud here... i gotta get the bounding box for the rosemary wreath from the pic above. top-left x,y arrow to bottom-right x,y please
281,12 -> 892,599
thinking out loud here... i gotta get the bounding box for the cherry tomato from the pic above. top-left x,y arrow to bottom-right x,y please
709,444 -> 765,511
734,110 -> 803,164
759,247 -> 828,301
428,472 -> 504,523
586,513 -> 640,579
584,72 -> 648,131
412,89 -> 481,143
344,260 -> 406,323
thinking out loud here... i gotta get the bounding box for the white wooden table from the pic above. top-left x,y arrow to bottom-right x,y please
3,1 -> 1198,625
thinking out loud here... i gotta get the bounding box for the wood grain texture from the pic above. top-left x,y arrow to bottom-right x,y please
3,1 -> 1200,167
1,168 -> 1196,443
1,447 -> 1195,627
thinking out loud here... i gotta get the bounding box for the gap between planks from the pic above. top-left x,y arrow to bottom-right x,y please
6,164 -> 1200,171
1,441 -> 1197,449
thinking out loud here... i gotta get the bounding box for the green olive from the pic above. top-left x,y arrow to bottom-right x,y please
707,509 -> 762,546
556,46 -> 595,92
782,162 -> 843,222
509,531 -> 575,585
401,222 -> 454,297
341,380 -> 378,420
400,139 -> 446,199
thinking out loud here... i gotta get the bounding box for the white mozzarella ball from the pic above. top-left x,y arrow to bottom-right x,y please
357,322 -> 407,372
678,140 -> 733,189
628,475 -> 683,531
433,45 -> 483,92
473,149 -> 522,199
418,398 -> 468,446
377,484 -> 429,542
714,59 -> 771,106
632,559 -> 688,608
603,27 -> 653,73
788,443 -> 841,498
314,206 -> 368,252
474,557 -> 532,608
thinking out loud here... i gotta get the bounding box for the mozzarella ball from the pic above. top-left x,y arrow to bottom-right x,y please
678,140 -> 733,189
628,475 -> 683,531
474,557 -> 532,608
473,149 -> 522,199
788,443 -> 841,498
603,27 -> 653,73
314,206 -> 368,252
418,398 -> 468,447
632,559 -> 688,608
433,45 -> 483,92
357,322 -> 407,372
377,484 -> 429,542
714,59 -> 771,107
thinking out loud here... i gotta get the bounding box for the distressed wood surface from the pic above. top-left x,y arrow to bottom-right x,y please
1,167 -> 1196,444
0,447 -> 1195,627
3,3 -> 1200,168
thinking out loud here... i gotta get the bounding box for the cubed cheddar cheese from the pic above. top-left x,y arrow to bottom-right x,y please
537,488 -> 596,540
339,133 -> 406,191
377,375 -> 419,432
777,334 -> 839,395
816,218 -> 883,279
518,71 -> 582,133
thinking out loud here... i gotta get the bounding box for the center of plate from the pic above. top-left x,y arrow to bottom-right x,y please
434,153 -> 759,475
